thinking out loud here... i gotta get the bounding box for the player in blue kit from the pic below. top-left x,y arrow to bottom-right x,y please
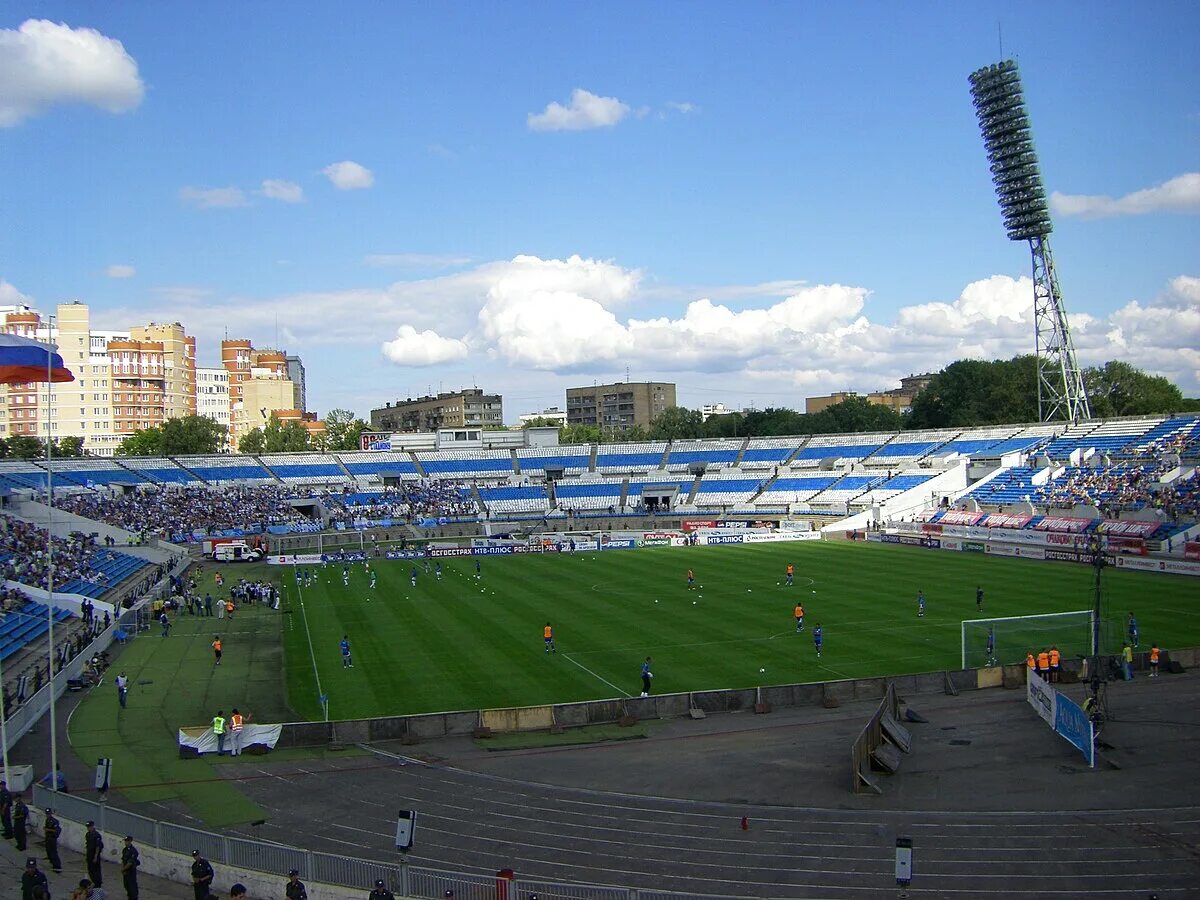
813,624 -> 823,658
410,567 -> 418,588
340,635 -> 353,668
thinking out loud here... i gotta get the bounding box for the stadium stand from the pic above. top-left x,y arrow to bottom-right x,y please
417,449 -> 515,478
0,514 -> 150,596
792,433 -> 889,468
865,430 -> 958,466
0,598 -> 73,662
514,447 -> 591,476
739,437 -> 804,469
37,458 -> 148,488
111,456 -> 201,485
333,451 -> 420,482
755,474 -> 840,506
693,473 -> 764,507
259,453 -> 350,485
554,479 -> 624,511
595,443 -> 669,473
0,461 -> 50,491
808,473 -> 888,505
181,455 -> 278,484
1123,414 -> 1200,456
664,440 -> 740,471
936,426 -> 1022,457
857,471 -> 936,504
479,485 -> 551,515
1039,419 -> 1164,462
959,465 -> 1045,506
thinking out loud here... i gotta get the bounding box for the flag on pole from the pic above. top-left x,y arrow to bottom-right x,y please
0,334 -> 74,385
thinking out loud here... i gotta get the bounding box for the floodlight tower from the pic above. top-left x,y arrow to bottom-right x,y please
969,60 -> 1091,422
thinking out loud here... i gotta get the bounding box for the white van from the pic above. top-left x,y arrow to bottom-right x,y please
211,540 -> 264,562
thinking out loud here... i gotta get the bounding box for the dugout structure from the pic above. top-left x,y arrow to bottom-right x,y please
961,610 -> 1108,670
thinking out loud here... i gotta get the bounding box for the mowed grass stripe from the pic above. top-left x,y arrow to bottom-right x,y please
284,541 -> 1200,720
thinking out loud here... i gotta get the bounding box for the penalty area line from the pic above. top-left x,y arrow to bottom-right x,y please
562,653 -> 633,698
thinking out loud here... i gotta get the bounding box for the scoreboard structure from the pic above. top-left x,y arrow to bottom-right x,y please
359,432 -> 394,451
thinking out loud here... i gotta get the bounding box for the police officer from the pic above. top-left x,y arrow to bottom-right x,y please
121,835 -> 140,900
1,778 -> 13,839
13,794 -> 29,851
230,885 -> 247,900
285,869 -> 307,900
43,808 -> 62,873
21,858 -> 49,900
190,849 -> 214,900
85,819 -> 105,886
368,879 -> 395,900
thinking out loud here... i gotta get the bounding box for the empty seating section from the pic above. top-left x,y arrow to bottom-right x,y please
665,440 -> 740,470
0,462 -> 49,491
753,475 -> 839,505
115,457 -> 200,484
937,427 -> 1021,457
334,451 -> 419,480
809,474 -> 887,504
58,550 -> 153,598
793,434 -> 888,467
515,448 -> 590,475
182,456 -> 277,484
859,472 -> 934,503
479,485 -> 550,515
595,443 -> 668,472
260,453 -> 347,484
961,466 -> 1044,505
694,476 -> 763,506
555,480 -> 624,510
40,459 -> 148,487
0,600 -> 73,662
417,450 -> 514,477
740,438 -> 803,469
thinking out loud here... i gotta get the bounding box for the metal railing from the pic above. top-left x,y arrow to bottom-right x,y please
32,785 -> 734,899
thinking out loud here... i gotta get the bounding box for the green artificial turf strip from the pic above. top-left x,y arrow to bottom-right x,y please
476,723 -> 651,751
282,542 -> 1200,721
68,566 -> 292,827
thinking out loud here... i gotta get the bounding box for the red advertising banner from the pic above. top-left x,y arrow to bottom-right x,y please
1099,520 -> 1162,537
938,510 -> 985,526
1186,542 -> 1200,561
1033,516 -> 1094,533
681,520 -> 717,532
980,512 -> 1032,529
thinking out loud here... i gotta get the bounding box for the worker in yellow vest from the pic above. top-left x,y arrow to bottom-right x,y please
229,708 -> 245,756
1149,644 -> 1161,677
1037,649 -> 1050,680
212,711 -> 227,755
1048,646 -> 1061,683
1026,653 -> 1036,677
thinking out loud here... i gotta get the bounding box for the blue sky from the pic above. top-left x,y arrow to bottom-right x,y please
1,1 -> 1197,419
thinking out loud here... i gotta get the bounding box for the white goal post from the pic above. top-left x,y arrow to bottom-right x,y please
961,609 -> 1095,670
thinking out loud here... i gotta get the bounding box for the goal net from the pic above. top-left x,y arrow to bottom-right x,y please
961,610 -> 1099,670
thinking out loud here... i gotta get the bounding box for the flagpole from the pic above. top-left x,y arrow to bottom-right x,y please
45,319 -> 59,795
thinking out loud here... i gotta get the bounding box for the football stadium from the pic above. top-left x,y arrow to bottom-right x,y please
0,411 -> 1197,897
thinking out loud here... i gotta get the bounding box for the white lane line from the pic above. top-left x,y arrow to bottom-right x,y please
562,653 -> 633,698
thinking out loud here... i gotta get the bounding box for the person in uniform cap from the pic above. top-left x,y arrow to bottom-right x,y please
43,808 -> 63,872
121,835 -> 141,900
285,869 -> 307,900
190,850 -> 214,900
12,794 -> 29,850
368,879 -> 395,900
85,820 -> 105,886
21,858 -> 49,900
1,778 -> 13,839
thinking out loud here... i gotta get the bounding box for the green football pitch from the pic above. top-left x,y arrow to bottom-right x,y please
281,541 -> 1200,721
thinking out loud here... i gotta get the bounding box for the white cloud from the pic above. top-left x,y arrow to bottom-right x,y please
0,19 -> 144,127
365,253 -> 471,270
0,279 -> 32,306
322,160 -> 374,190
258,179 -> 304,203
381,325 -> 470,367
179,186 -> 250,209
666,101 -> 698,114
105,264 -> 135,278
528,88 -> 630,132
1051,173 -> 1200,218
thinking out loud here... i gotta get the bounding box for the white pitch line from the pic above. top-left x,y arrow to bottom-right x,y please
562,653 -> 633,698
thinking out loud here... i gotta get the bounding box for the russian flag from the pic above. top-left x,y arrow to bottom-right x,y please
0,334 -> 75,385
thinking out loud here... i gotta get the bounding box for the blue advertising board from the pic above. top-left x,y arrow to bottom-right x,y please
1053,692 -> 1095,768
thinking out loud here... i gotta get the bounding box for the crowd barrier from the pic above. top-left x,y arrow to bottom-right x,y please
851,682 -> 911,793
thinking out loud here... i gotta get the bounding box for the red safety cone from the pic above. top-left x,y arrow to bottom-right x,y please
741,815 -> 749,831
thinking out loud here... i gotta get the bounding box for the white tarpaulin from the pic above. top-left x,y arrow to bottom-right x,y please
178,724 -> 283,754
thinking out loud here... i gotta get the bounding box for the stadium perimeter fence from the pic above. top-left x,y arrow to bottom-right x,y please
31,785 -> 726,900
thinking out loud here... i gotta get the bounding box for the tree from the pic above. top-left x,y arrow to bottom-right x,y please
6,435 -> 44,459
559,424 -> 602,445
739,407 -> 808,436
258,415 -> 310,453
238,427 -> 266,455
117,427 -> 164,456
54,436 -> 86,457
700,412 -> 745,438
808,396 -> 903,435
648,406 -> 704,441
158,415 -> 227,456
521,417 -> 561,429
1084,361 -> 1186,418
906,356 -> 1038,428
323,408 -> 369,452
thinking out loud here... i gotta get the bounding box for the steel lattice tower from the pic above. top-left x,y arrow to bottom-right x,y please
969,60 -> 1091,422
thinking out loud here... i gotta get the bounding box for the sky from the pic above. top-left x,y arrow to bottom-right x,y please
1,1 -> 1197,421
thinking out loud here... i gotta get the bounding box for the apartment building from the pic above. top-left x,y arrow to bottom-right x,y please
370,389 -> 503,433
565,381 -> 676,432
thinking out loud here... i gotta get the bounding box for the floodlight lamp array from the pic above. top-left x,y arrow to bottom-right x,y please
969,60 -> 1053,241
